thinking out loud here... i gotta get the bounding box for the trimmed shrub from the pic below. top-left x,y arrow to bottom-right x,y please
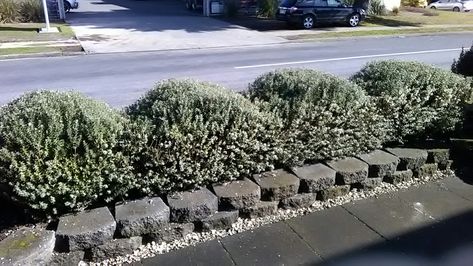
257,0 -> 278,18
0,91 -> 137,217
19,0 -> 43,22
126,80 -> 281,194
452,45 -> 473,77
0,0 -> 19,23
368,0 -> 386,16
247,69 -> 386,166
351,60 -> 473,142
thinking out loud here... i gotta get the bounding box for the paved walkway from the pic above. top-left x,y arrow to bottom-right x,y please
135,176 -> 473,265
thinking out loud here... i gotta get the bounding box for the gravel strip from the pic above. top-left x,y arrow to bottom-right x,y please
90,170 -> 453,266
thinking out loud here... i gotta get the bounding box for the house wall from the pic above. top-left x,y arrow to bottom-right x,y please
381,0 -> 401,11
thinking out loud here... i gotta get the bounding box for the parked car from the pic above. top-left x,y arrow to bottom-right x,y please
276,0 -> 366,29
427,0 -> 473,11
64,0 -> 79,13
185,0 -> 203,10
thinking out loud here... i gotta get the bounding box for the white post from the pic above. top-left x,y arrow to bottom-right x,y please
41,0 -> 51,31
58,0 -> 66,20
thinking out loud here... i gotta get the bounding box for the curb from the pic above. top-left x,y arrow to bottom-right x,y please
0,51 -> 85,61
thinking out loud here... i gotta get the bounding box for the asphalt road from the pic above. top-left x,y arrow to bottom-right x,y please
1,33 -> 472,107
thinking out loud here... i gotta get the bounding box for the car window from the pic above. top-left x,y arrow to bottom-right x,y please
315,0 -> 328,6
296,0 -> 315,6
327,0 -> 341,6
281,0 -> 297,6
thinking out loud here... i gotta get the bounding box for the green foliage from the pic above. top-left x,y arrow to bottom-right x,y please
0,0 -> 19,23
126,80 -> 281,194
351,60 -> 472,142
452,45 -> 473,77
368,0 -> 386,16
0,91 -> 137,217
19,0 -> 42,23
401,0 -> 427,7
257,0 -> 278,18
224,0 -> 240,17
247,69 -> 386,166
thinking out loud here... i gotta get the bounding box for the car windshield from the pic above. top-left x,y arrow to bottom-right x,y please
280,0 -> 298,7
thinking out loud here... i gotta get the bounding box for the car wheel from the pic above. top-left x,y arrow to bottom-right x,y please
453,6 -> 460,12
430,6 -> 436,9
348,13 -> 360,27
302,15 -> 315,29
64,0 -> 71,13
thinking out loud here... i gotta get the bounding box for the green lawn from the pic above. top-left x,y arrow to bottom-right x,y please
0,23 -> 82,56
286,26 -> 473,40
364,8 -> 473,27
0,23 -> 76,42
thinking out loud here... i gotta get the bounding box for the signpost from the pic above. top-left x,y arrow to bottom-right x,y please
40,0 -> 59,33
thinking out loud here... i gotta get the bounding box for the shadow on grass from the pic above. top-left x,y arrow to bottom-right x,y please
0,26 -> 38,32
365,16 -> 422,27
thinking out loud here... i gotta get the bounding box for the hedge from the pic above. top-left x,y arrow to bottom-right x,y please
351,60 -> 472,143
247,69 -> 386,166
126,80 -> 282,194
0,91 -> 138,217
452,45 -> 473,77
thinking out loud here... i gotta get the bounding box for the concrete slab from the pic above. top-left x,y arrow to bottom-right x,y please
436,177 -> 473,202
137,239 -> 234,266
0,227 -> 55,265
220,222 -> 319,265
286,206 -> 383,259
395,183 -> 473,220
67,0 -> 285,53
343,193 -> 435,239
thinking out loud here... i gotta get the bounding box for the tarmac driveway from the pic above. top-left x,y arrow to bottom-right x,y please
67,0 -> 286,53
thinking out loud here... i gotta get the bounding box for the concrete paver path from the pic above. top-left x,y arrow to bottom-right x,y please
136,176 -> 473,265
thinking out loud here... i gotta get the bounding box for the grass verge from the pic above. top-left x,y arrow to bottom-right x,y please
285,26 -> 473,40
364,9 -> 473,27
0,23 -> 76,42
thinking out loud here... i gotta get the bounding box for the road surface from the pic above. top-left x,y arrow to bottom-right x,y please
1,33 -> 472,107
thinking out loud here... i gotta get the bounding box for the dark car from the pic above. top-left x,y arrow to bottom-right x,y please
276,0 -> 366,29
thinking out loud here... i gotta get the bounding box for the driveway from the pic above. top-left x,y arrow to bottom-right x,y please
67,0 -> 286,53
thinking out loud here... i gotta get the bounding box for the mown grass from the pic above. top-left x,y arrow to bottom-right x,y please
0,23 -> 76,42
365,8 -> 473,27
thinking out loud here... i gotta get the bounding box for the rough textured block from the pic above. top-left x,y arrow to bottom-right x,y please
439,160 -> 453,170
326,158 -> 369,185
48,251 -> 85,266
280,193 -> 317,209
414,163 -> 438,178
240,201 -> 278,219
383,170 -> 414,184
56,207 -> 116,251
385,148 -> 428,170
357,150 -> 400,178
213,179 -> 260,210
291,164 -> 336,193
115,197 -> 170,237
167,188 -> 218,223
317,185 -> 350,201
88,236 -> 142,262
0,227 -> 55,265
145,223 -> 195,243
427,149 -> 450,164
360,178 -> 383,190
197,211 -> 239,231
253,170 -> 300,201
